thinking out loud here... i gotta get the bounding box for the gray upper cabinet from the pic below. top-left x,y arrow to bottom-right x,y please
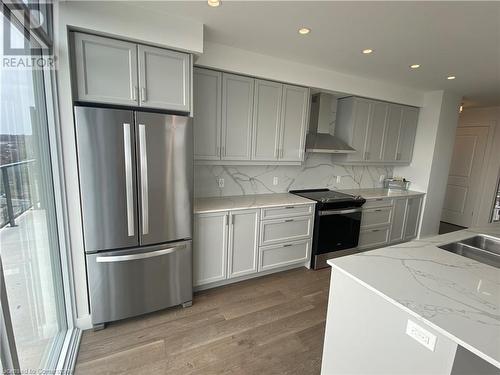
193,68 -> 222,160
221,73 -> 254,160
365,102 -> 389,162
279,85 -> 309,161
73,32 -> 138,106
396,107 -> 419,163
252,80 -> 282,160
72,32 -> 191,112
193,69 -> 309,163
138,45 -> 190,112
383,105 -> 404,162
336,96 -> 419,165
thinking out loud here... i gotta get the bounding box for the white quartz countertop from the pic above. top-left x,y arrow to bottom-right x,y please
194,193 -> 315,213
328,224 -> 500,368
340,188 -> 425,199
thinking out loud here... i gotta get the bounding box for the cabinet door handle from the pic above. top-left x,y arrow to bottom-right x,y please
141,87 -> 147,102
132,86 -> 138,101
284,219 -> 294,222
230,214 -> 234,226
396,152 -> 401,161
283,244 -> 293,248
372,229 -> 380,232
224,214 -> 228,226
374,209 -> 383,212
284,206 -> 295,209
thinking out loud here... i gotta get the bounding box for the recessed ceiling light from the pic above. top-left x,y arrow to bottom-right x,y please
298,27 -> 311,35
447,75 -> 456,80
410,64 -> 420,69
362,49 -> 373,54
207,0 -> 220,7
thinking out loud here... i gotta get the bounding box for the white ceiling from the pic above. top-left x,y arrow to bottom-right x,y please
134,1 -> 500,107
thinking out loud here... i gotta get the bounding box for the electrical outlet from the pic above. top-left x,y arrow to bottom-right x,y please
273,176 -> 279,186
406,320 -> 437,352
218,178 -> 224,188
336,176 -> 341,184
379,175 -> 386,183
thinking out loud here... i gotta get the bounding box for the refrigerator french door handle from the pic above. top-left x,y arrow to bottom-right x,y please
123,123 -> 134,237
95,245 -> 186,263
139,124 -> 149,235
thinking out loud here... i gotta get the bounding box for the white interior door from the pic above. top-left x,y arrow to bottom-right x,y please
441,126 -> 489,227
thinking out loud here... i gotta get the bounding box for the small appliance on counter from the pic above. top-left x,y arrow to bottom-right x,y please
384,177 -> 411,190
289,189 -> 366,269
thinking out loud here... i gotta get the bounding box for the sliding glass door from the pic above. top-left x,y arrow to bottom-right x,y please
1,4 -> 68,372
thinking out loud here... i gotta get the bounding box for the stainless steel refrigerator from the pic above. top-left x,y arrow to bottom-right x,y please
74,106 -> 193,326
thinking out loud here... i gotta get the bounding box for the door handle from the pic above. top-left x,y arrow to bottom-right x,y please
139,124 -> 149,235
123,123 -> 134,237
132,86 -> 138,101
141,87 -> 147,102
96,245 -> 186,263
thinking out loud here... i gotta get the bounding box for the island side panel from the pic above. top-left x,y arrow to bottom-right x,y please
321,269 -> 458,375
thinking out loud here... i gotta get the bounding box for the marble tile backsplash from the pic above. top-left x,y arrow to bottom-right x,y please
195,153 -> 393,197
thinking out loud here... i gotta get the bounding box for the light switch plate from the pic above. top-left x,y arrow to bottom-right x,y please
218,178 -> 224,188
273,176 -> 279,186
406,319 -> 437,352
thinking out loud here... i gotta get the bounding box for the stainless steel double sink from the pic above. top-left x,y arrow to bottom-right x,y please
438,235 -> 500,269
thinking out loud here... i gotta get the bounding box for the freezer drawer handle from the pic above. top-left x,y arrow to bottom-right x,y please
139,124 -> 149,235
123,123 -> 134,237
95,245 -> 186,263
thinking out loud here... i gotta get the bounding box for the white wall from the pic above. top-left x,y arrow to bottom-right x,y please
54,1 -> 203,329
196,42 -> 424,107
458,107 -> 500,226
395,91 -> 462,237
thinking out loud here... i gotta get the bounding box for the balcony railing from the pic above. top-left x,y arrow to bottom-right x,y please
0,159 -> 36,228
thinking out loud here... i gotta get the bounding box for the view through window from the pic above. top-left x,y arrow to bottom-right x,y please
0,5 -> 68,372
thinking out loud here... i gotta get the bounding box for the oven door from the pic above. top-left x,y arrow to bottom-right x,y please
316,207 -> 362,254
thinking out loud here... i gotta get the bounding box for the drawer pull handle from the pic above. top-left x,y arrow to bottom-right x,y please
285,206 -> 295,209
375,198 -> 384,201
372,229 -> 381,232
374,209 -> 383,212
283,244 -> 293,247
284,219 -> 294,222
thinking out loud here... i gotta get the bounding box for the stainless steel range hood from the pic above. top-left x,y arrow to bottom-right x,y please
306,93 -> 356,154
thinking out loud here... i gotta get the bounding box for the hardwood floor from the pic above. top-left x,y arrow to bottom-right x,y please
75,267 -> 331,374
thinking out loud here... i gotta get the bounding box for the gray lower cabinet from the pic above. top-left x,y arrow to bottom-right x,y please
138,45 -> 190,112
194,204 -> 314,288
259,239 -> 311,272
73,32 -> 138,106
193,211 -> 228,286
404,196 -> 423,240
389,198 -> 407,243
193,68 -> 221,160
71,31 -> 191,112
227,209 -> 259,279
359,195 -> 424,250
221,73 -> 254,160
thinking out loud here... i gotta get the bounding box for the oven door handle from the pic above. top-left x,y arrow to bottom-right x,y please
319,208 -> 362,216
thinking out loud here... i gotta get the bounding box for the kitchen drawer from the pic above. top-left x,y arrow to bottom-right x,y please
259,239 -> 310,271
361,206 -> 393,228
259,215 -> 312,246
261,204 -> 314,220
358,226 -> 390,250
362,198 -> 394,209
